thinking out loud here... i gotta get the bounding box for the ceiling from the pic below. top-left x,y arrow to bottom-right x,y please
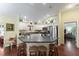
0,3 -> 70,20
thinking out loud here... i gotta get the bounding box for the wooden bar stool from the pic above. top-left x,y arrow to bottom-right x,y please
9,38 -> 16,56
49,44 -> 58,56
17,43 -> 27,56
38,46 -> 47,56
29,46 -> 38,56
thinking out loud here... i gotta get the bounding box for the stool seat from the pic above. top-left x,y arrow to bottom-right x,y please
38,46 -> 47,51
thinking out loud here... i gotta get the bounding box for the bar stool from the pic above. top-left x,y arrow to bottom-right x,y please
49,44 -> 58,56
9,38 -> 16,55
38,46 -> 47,56
29,46 -> 38,56
17,43 -> 27,56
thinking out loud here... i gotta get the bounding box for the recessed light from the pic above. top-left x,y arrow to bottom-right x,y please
42,3 -> 46,5
23,16 -> 27,19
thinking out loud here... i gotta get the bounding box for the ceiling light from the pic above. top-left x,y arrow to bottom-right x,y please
42,3 -> 46,5
23,16 -> 27,19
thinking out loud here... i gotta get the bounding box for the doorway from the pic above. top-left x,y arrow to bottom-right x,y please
0,25 -> 4,48
64,22 -> 77,47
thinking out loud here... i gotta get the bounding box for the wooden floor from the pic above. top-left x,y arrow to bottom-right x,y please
58,44 -> 79,56
1,44 -> 79,56
0,47 -> 4,56
4,45 -> 17,56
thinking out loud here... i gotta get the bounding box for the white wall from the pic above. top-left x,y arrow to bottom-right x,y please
59,7 -> 79,48
0,16 -> 19,47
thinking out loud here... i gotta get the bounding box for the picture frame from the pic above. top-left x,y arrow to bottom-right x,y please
6,23 -> 14,31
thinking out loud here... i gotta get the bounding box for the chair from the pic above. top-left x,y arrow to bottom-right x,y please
29,46 -> 38,56
17,43 -> 27,56
0,37 -> 3,48
9,38 -> 17,56
49,44 -> 58,56
38,46 -> 47,56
